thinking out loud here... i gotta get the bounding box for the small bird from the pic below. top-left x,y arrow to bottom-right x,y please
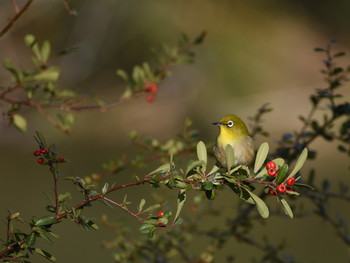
213,114 -> 255,168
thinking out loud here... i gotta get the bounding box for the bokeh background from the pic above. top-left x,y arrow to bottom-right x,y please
1,0 -> 350,262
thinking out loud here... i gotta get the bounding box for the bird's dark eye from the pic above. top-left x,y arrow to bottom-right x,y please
227,120 -> 234,127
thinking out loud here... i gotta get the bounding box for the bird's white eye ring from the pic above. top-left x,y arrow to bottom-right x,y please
227,120 -> 234,127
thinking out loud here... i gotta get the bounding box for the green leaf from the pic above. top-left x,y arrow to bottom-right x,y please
24,34 -> 42,62
157,217 -> 168,226
24,34 -> 36,47
287,148 -> 308,179
254,142 -> 269,173
12,114 -> 27,132
205,189 -> 215,200
138,199 -> 146,213
35,131 -> 47,147
38,230 -> 53,245
102,183 -> 109,195
25,232 -> 36,247
196,141 -> 207,165
276,164 -> 289,184
202,181 -> 213,191
144,219 -> 158,225
116,69 -> 129,81
148,163 -> 171,176
3,59 -> 22,82
294,183 -> 315,190
148,229 -> 155,239
207,164 -> 220,175
34,248 -> 56,262
58,192 -> 71,203
122,85 -> 133,98
83,219 -> 99,230
35,215 -> 55,226
139,223 -> 155,233
173,189 -> 186,224
143,204 -> 161,213
280,198 -> 293,218
185,160 -> 205,175
41,40 -> 51,63
28,67 -> 60,82
225,144 -> 234,170
227,183 -> 254,204
245,189 -> 269,218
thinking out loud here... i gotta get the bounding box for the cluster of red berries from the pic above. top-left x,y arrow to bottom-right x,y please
265,161 -> 296,195
33,147 -> 65,165
144,82 -> 158,103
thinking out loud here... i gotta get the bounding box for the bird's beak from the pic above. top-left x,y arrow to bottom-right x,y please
212,122 -> 223,126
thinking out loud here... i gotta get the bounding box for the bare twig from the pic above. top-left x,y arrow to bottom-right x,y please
61,0 -> 77,15
0,0 -> 34,38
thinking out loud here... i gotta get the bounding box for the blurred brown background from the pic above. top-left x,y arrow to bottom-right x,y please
1,0 -> 350,262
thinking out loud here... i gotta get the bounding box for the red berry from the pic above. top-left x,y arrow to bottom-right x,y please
149,83 -> 158,94
37,158 -> 45,165
58,156 -> 64,163
287,177 -> 296,186
267,167 -> 277,176
144,83 -> 158,94
269,189 -> 276,195
40,148 -> 47,154
266,161 -> 276,169
33,150 -> 41,156
157,211 -> 164,217
146,95 -> 155,103
277,184 -> 287,193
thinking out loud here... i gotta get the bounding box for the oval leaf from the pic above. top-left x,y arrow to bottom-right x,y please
143,204 -> 161,213
138,199 -> 146,213
25,232 -> 36,247
280,198 -> 293,218
276,164 -> 289,184
34,248 -> 56,262
35,215 -> 55,226
254,142 -> 269,173
185,160 -> 205,175
287,148 -> 308,179
196,141 -> 207,164
148,163 -> 171,176
173,189 -> 186,224
12,114 -> 27,133
245,189 -> 269,218
102,183 -> 109,195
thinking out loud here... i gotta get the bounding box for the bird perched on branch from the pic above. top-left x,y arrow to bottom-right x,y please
213,114 -> 255,168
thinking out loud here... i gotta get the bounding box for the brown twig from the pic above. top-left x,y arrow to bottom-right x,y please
102,196 -> 146,223
0,0 -> 34,38
61,0 -> 77,15
11,0 -> 20,13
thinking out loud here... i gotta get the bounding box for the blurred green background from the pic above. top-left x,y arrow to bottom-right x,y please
1,0 -> 350,262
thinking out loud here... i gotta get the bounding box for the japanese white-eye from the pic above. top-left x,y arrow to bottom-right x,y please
213,114 -> 255,168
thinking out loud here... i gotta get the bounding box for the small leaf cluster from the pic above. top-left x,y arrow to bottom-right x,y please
137,140 -> 310,239
3,35 -> 76,133
276,42 -> 350,161
116,32 -> 206,102
1,33 -> 205,133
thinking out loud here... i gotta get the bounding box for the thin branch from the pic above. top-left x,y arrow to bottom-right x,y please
102,196 -> 145,223
11,0 -> 20,14
48,163 -> 60,218
0,0 -> 34,38
61,0 -> 77,16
